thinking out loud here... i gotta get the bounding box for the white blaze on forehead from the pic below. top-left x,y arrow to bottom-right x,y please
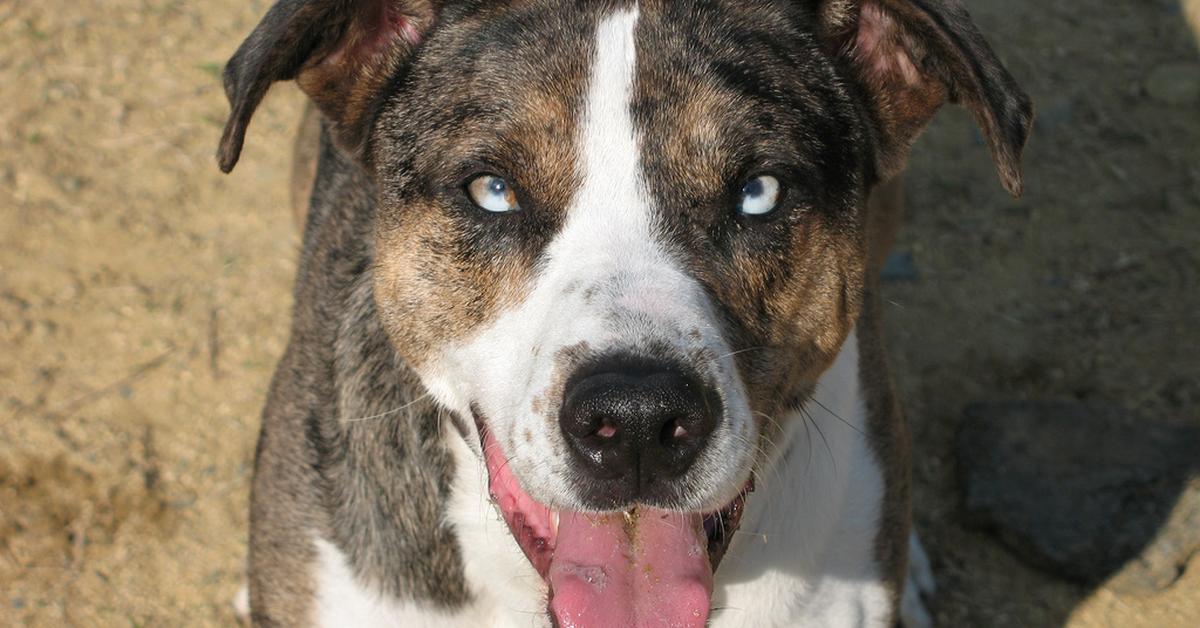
420,7 -> 657,422
541,6 -> 693,323
539,7 -> 664,281
577,6 -> 645,232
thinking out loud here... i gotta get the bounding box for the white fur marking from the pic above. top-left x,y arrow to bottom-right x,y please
311,537 -> 498,628
710,330 -> 894,627
446,427 -> 548,627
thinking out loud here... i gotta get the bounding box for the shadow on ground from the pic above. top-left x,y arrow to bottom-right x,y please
886,1 -> 1200,625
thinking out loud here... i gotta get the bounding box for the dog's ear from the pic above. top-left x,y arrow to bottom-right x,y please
217,0 -> 435,173
818,0 -> 1033,195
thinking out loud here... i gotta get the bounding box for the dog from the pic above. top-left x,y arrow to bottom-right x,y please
217,0 -> 1031,625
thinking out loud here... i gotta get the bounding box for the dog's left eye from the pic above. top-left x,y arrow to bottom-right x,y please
738,175 -> 781,216
466,174 -> 521,213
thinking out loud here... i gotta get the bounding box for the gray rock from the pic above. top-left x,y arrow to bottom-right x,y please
1145,62 -> 1200,106
957,401 -> 1200,589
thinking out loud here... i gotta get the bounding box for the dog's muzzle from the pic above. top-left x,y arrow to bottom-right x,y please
475,352 -> 751,628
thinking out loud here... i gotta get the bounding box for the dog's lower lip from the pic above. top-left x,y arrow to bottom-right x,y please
705,477 -> 753,570
471,412 -> 751,578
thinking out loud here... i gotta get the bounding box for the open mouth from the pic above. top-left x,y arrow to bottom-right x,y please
477,416 -> 751,627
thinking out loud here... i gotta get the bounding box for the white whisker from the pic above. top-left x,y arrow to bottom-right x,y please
340,393 -> 432,423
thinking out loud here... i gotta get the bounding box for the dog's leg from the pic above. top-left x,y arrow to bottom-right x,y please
866,173 -> 928,628
866,174 -> 906,273
901,530 -> 936,628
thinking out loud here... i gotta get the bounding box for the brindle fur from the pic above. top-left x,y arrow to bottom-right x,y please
246,123 -> 470,626
219,0 -> 1030,624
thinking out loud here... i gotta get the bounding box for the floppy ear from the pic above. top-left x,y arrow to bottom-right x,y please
819,0 -> 1033,195
217,0 -> 436,173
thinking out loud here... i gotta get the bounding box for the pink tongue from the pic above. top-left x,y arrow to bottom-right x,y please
548,509 -> 712,628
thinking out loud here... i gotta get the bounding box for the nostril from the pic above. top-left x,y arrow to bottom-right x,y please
596,420 -> 618,439
661,418 -> 688,445
559,355 -> 723,499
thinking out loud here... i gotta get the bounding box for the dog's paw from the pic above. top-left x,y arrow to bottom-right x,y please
233,583 -> 250,623
900,530 -> 936,628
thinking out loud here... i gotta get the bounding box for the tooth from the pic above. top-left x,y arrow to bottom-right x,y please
551,512 -> 560,535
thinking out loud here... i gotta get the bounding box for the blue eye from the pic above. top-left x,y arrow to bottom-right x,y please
467,174 -> 520,213
739,175 -> 781,216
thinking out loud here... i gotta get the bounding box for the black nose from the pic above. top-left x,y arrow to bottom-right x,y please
560,357 -> 719,506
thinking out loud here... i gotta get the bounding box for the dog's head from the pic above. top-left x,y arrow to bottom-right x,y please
221,0 -> 1029,623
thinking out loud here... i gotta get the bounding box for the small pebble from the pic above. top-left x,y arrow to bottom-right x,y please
881,251 -> 920,282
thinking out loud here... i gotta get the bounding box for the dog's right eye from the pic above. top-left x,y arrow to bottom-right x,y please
466,174 -> 521,213
738,175 -> 781,216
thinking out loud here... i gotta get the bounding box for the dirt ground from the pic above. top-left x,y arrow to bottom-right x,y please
1,0 -> 1197,626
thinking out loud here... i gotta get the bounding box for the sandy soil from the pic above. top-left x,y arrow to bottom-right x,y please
1,1 -> 1197,626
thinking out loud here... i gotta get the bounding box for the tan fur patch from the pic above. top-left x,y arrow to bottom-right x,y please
369,10 -> 588,368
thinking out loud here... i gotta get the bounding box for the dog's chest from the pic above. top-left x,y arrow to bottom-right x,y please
309,331 -> 893,627
708,330 -> 893,626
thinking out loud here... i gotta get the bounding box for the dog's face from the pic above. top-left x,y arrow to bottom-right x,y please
374,1 -> 869,513
220,0 -> 1029,623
